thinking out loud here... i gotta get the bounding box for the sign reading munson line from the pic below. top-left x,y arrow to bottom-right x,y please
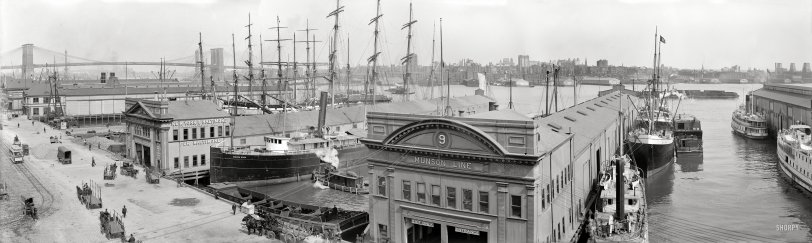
403,156 -> 485,172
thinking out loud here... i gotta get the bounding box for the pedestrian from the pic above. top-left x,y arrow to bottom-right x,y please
128,234 -> 135,243
88,144 -> 91,151
92,157 -> 96,167
43,127 -> 45,133
232,203 -> 237,215
122,205 -> 127,218
17,123 -> 19,128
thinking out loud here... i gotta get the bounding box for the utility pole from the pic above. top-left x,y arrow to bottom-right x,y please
267,16 -> 291,109
327,0 -> 344,107
428,22 -> 436,100
401,1 -> 417,102
198,33 -> 206,94
368,0 -> 382,106
545,68 -> 550,116
508,72 -> 513,109
245,13 -> 255,101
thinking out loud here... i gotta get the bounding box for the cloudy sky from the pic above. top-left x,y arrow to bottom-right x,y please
1,0 -> 810,70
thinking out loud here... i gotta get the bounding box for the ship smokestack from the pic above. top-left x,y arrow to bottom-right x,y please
316,91 -> 328,138
615,158 -> 626,222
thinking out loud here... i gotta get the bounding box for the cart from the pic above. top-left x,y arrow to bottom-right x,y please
103,164 -> 117,180
120,162 -> 138,178
58,146 -> 72,164
76,181 -> 102,209
22,197 -> 38,220
99,210 -> 125,240
0,183 -> 8,200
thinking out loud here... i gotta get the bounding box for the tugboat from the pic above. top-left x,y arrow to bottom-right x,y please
731,105 -> 768,139
776,124 -> 812,193
673,113 -> 703,155
589,155 -> 648,243
626,30 -> 675,178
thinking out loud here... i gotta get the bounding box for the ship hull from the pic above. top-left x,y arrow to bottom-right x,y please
732,129 -> 769,139
210,147 -> 322,185
776,139 -> 812,194
626,140 -> 675,178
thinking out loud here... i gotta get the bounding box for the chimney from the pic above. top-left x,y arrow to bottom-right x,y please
316,91 -> 329,138
100,72 -> 107,83
615,158 -> 626,223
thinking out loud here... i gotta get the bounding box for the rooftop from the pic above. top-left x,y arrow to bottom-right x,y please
25,84 -> 287,97
167,100 -> 230,120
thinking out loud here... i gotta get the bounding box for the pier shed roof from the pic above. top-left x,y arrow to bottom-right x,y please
752,89 -> 812,109
534,91 -> 635,155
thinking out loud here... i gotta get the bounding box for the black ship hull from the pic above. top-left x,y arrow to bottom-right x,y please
625,140 -> 675,178
210,147 -> 322,184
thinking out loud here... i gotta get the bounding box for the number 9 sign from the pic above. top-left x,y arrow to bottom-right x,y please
436,132 -> 449,148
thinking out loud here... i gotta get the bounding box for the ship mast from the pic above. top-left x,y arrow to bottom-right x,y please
441,18 -> 451,116
198,33 -> 206,94
260,34 -> 267,107
296,20 -> 318,101
327,0 -> 344,107
267,16 -> 290,112
401,1 -> 417,102
427,22 -> 436,100
346,37 -> 351,95
649,27 -> 658,135
230,33 -> 238,150
245,13 -> 254,101
368,0 -> 382,106
293,33 -> 298,102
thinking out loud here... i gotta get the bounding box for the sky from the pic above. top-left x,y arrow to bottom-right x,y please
1,0 -> 811,70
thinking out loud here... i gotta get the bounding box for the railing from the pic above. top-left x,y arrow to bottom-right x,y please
315,178 -> 369,195
215,146 -> 316,156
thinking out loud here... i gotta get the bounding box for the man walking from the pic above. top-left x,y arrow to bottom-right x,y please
232,203 -> 237,215
122,205 -> 127,218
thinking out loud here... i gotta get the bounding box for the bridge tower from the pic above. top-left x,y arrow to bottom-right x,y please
21,44 -> 34,80
210,48 -> 224,82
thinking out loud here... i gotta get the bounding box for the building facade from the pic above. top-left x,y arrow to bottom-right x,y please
361,91 -> 636,243
751,84 -> 812,136
124,98 -> 230,181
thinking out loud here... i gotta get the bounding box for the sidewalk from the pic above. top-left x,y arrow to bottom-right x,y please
0,117 -> 278,243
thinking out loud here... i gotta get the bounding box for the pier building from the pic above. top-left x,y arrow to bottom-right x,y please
361,91 -> 636,243
750,84 -> 812,135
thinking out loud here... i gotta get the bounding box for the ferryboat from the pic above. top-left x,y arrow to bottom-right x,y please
731,105 -> 768,139
673,113 -> 703,155
777,125 -> 812,194
589,155 -> 648,243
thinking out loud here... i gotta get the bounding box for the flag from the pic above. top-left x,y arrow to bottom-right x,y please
660,36 -> 666,44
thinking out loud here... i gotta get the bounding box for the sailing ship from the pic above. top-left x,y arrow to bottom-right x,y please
776,124 -> 812,194
731,104 -> 768,139
626,30 -> 675,178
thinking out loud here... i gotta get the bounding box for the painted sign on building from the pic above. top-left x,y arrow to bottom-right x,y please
171,118 -> 229,128
403,156 -> 486,172
180,139 -> 224,147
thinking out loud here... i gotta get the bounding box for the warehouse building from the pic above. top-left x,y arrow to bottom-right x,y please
750,83 -> 812,136
361,91 -> 636,243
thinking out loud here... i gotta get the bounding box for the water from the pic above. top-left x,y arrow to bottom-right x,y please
291,83 -> 812,241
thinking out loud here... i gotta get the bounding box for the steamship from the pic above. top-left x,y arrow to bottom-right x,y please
589,155 -> 648,242
776,125 -> 812,194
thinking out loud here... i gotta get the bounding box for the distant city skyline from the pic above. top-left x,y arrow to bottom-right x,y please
1,0 -> 811,71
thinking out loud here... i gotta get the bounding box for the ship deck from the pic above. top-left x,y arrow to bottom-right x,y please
242,180 -> 369,212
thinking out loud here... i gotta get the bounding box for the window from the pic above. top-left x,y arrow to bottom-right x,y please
377,176 -> 386,196
198,127 -> 204,138
32,108 -> 39,115
511,195 -> 522,217
192,155 -> 198,166
174,157 -> 179,169
184,156 -> 189,168
225,125 -> 230,136
446,187 -> 456,209
192,128 -> 197,139
462,189 -> 473,211
431,185 -> 441,206
183,129 -> 189,140
173,129 -> 179,141
541,188 -> 546,209
479,191 -> 489,213
32,97 -> 39,103
402,180 -> 411,201
201,154 -> 206,166
218,126 -> 223,137
417,183 -> 426,203
210,127 -> 215,137
240,138 -> 247,145
378,224 -> 388,240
